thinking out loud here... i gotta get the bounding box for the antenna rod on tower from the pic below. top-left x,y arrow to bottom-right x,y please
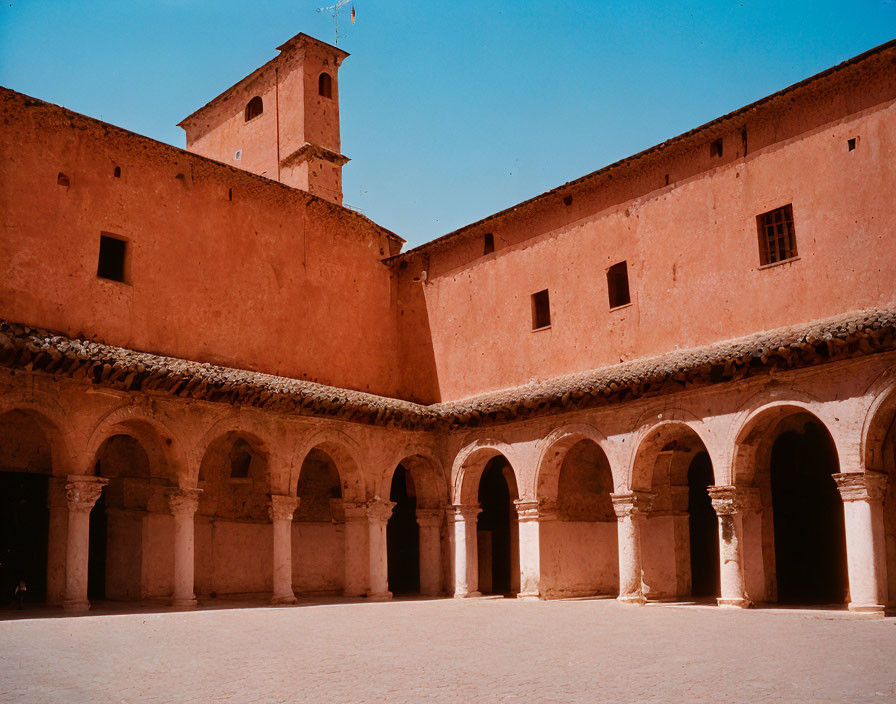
317,0 -> 351,44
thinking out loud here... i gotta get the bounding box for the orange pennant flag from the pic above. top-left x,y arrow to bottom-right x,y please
351,5 -> 356,23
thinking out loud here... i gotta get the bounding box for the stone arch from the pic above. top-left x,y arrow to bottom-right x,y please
383,447 -> 447,510
628,414 -> 713,493
731,401 -> 847,605
452,438 -> 520,506
534,423 -> 612,503
293,429 -> 365,503
85,404 -> 189,485
194,415 -> 286,492
0,392 -> 75,476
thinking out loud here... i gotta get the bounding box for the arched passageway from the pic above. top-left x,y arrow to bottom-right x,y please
536,436 -> 618,598
195,432 -> 271,599
0,410 -> 53,605
293,448 -> 345,595
631,423 -> 718,601
477,456 -> 519,596
736,408 -> 847,606
881,406 -> 896,606
687,452 -> 719,598
387,465 -> 419,594
89,434 -> 156,601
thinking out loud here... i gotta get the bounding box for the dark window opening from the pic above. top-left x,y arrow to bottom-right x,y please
244,96 -> 263,121
664,173 -> 670,186
228,188 -> 233,201
757,204 -> 797,265
741,127 -> 748,156
563,195 -> 573,206
113,166 -> 121,178
483,233 -> 494,255
97,234 -> 127,283
229,439 -> 253,479
607,261 -> 631,309
318,72 -> 333,98
848,137 -> 857,151
57,172 -> 70,187
710,138 -> 723,158
531,289 -> 551,330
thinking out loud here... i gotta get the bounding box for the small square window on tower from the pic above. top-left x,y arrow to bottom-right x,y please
483,233 -> 495,255
97,234 -> 127,283
531,289 -> 551,330
607,261 -> 631,309
757,204 -> 798,266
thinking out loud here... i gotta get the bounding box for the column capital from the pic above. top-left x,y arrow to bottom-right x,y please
708,485 -> 760,515
366,497 -> 396,523
167,488 -> 203,516
513,499 -> 559,523
610,491 -> 654,518
834,471 -> 887,502
415,508 -> 443,527
342,501 -> 368,522
269,494 -> 300,521
450,504 -> 482,522
65,475 -> 108,513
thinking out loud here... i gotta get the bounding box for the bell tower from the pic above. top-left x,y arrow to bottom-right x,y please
178,33 -> 349,205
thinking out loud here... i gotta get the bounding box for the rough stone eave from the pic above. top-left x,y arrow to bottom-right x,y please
1,309 -> 894,430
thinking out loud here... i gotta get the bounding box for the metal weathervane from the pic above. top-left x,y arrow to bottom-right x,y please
317,0 -> 355,44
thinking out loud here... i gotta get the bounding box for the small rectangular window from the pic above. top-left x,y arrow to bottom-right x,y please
531,289 -> 551,330
607,261 -> 631,309
483,233 -> 494,255
757,204 -> 797,266
847,138 -> 857,151
710,139 -> 723,158
97,234 -> 127,283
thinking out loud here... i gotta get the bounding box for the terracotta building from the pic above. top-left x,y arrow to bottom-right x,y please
1,33 -> 895,615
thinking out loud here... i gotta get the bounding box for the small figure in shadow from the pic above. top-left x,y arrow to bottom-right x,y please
14,580 -> 26,610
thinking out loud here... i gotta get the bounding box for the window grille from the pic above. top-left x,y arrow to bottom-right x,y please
757,204 -> 797,265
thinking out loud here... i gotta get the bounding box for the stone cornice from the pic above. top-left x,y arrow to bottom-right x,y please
279,142 -> 350,169
1,308 -> 895,430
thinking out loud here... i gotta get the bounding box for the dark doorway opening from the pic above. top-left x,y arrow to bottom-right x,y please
87,491 -> 107,601
770,420 -> 847,604
478,457 -> 513,595
687,451 -> 719,598
0,472 -> 49,605
387,465 -> 419,594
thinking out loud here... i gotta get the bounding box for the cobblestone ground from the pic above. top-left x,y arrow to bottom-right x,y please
0,598 -> 894,703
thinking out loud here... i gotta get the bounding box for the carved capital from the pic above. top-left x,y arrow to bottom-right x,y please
166,488 -> 202,517
342,501 -> 368,522
611,491 -> 654,518
366,497 -> 396,523
450,504 -> 482,522
269,494 -> 300,521
415,509 -> 443,527
65,475 -> 108,513
834,471 -> 887,502
707,485 -> 760,516
513,499 -> 559,523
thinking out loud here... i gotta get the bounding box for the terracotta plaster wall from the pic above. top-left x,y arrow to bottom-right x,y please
0,89 -> 402,396
410,97 -> 896,401
540,521 -> 617,597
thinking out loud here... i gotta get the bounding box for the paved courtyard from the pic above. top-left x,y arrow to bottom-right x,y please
1,598 -> 894,703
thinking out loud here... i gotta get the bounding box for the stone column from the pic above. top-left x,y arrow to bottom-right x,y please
451,505 -> 482,598
416,509 -> 443,596
343,502 -> 368,597
46,477 -> 69,606
269,494 -> 300,605
63,475 -> 108,611
834,471 -> 888,613
708,485 -> 752,608
166,488 -> 202,608
514,500 -> 557,599
611,491 -> 653,605
367,498 -> 395,601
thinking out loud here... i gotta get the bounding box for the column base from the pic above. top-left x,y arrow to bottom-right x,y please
848,602 -> 886,615
171,597 -> 198,609
367,591 -> 392,602
717,597 -> 752,609
62,599 -> 91,612
454,591 -> 482,599
271,594 -> 297,605
617,594 -> 647,606
517,591 -> 541,600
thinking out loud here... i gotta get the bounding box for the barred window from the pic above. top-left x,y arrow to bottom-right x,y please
244,96 -> 263,121
757,204 -> 797,266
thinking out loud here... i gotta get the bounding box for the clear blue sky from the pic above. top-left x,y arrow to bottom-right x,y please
1,1 -> 893,247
